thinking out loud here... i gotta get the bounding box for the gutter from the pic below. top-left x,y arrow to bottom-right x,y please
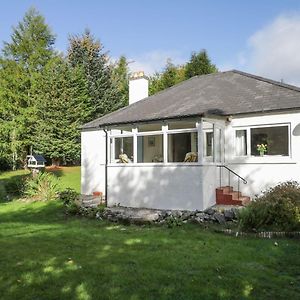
103,127 -> 108,207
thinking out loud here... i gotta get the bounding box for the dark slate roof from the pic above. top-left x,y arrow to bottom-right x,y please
32,154 -> 47,162
82,70 -> 300,129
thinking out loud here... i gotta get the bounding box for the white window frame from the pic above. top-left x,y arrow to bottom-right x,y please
108,119 -> 225,166
233,123 -> 291,158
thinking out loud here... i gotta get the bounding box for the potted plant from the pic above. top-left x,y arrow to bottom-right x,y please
257,144 -> 267,156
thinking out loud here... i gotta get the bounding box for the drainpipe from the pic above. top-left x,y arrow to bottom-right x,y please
103,127 -> 108,207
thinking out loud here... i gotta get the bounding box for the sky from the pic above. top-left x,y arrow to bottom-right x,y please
1,0 -> 300,85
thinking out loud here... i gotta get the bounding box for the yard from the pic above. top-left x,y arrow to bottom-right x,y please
0,168 -> 299,299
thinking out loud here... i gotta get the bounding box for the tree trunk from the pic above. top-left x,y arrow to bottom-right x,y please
51,158 -> 60,166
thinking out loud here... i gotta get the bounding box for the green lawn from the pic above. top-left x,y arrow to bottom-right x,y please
0,166 -> 80,201
0,200 -> 299,300
0,168 -> 299,299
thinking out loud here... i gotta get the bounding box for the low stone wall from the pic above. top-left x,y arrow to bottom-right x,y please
94,206 -> 239,225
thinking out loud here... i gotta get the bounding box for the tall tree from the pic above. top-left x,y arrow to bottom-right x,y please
34,57 -> 89,165
149,59 -> 185,95
185,49 -> 217,79
0,7 -> 56,168
68,30 -> 122,121
112,55 -> 129,106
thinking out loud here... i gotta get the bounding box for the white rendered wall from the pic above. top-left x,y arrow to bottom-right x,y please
224,111 -> 300,198
107,165 -> 203,211
81,130 -> 106,195
129,78 -> 149,105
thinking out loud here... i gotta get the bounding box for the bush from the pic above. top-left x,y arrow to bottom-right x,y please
58,188 -> 79,205
5,175 -> 28,197
166,215 -> 183,228
24,172 -> 60,201
238,181 -> 300,232
58,188 -> 81,215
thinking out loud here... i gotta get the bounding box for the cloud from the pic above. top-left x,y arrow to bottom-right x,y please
247,13 -> 300,85
128,50 -> 186,75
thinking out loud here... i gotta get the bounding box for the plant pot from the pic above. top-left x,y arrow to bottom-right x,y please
93,191 -> 102,197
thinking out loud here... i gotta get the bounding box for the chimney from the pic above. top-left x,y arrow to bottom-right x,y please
129,71 -> 148,105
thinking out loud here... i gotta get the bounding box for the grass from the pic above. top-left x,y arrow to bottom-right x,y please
0,166 -> 80,201
0,200 -> 299,300
0,168 -> 299,299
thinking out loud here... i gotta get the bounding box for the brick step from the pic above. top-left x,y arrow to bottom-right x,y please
216,186 -> 250,206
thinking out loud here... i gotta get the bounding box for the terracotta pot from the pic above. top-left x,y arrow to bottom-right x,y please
93,191 -> 102,197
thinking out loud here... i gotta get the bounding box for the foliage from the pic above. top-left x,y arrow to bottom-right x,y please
58,188 -> 79,206
149,50 -> 217,95
0,8 -> 56,169
238,181 -> 300,232
112,55 -> 129,106
185,49 -> 218,79
68,29 -> 123,121
1,201 -> 300,299
24,172 -> 60,201
165,215 -> 183,228
34,56 -> 89,165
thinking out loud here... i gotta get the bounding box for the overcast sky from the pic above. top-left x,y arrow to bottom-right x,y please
1,0 -> 300,85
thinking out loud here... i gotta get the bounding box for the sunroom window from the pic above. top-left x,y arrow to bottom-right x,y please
137,134 -> 163,163
168,132 -> 198,162
114,136 -> 133,163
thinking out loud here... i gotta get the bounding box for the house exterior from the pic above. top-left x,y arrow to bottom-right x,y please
81,70 -> 300,211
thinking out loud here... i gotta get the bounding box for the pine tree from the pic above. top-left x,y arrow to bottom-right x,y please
0,7 -> 55,168
34,57 -> 89,165
68,30 -> 122,121
185,50 -> 218,79
112,55 -> 129,106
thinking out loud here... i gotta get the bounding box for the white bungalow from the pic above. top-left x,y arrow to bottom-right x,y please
81,70 -> 300,211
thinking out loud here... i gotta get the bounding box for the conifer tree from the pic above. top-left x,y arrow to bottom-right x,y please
0,7 -> 56,168
68,30 -> 122,121
185,50 -> 217,79
34,57 -> 89,165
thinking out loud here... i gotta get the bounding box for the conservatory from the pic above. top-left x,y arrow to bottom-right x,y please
104,117 -> 225,210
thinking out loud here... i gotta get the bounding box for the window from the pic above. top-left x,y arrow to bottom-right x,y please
168,121 -> 196,130
235,130 -> 247,156
138,124 -> 161,132
234,125 -> 289,157
250,126 -> 289,156
204,131 -> 213,157
168,132 -> 198,162
114,137 -> 133,163
137,134 -> 163,163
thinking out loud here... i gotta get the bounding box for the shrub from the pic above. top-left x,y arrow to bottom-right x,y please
24,172 -> 60,201
5,175 -> 28,197
58,188 -> 81,215
58,188 -> 79,205
238,181 -> 300,232
166,215 -> 183,228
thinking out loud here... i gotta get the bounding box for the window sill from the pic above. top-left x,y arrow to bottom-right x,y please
227,156 -> 296,164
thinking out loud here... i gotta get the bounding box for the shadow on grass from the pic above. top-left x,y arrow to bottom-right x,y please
0,202 -> 300,299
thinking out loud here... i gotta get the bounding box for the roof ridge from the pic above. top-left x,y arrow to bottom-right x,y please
231,69 -> 300,93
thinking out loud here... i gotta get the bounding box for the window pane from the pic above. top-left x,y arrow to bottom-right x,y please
138,124 -> 161,132
168,132 -> 198,162
250,126 -> 289,156
137,135 -> 163,163
168,121 -> 196,130
115,137 -> 133,163
235,130 -> 247,156
204,131 -> 213,157
215,128 -> 222,162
